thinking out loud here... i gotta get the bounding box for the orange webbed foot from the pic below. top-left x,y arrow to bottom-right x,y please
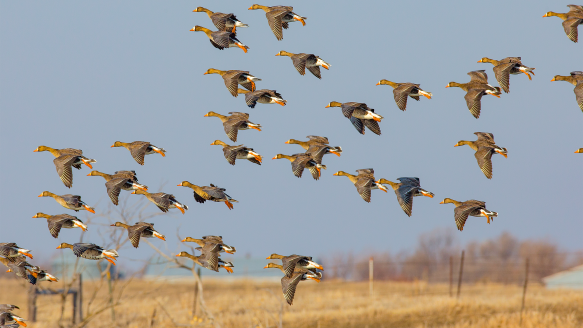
81,159 -> 93,169
21,252 -> 33,259
237,44 -> 247,53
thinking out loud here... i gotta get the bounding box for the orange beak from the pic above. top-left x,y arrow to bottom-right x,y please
111,145 -> 115,147
86,173 -> 91,176
56,245 -> 62,249
177,183 -> 183,186
248,6 -> 253,9
376,82 -> 381,85
33,148 -> 39,152
284,141 -> 290,144
454,143 -> 460,147
439,200 -> 445,204
181,238 -> 187,242
542,14 -> 548,17
38,193 -> 43,197
272,156 -> 278,160
445,85 -> 450,88
550,78 -> 556,82
263,265 -> 269,269
189,28 -> 195,31
275,53 -> 280,56
176,254 -> 181,257
325,104 -> 330,108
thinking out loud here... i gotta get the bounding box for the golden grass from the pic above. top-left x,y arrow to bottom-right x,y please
1,278 -> 581,328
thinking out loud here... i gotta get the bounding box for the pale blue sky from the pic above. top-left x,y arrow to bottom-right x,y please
1,1 -> 581,267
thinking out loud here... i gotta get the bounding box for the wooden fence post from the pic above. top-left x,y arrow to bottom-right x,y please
193,266 -> 200,316
449,256 -> 453,297
72,291 -> 77,324
456,250 -> 465,299
520,258 -> 530,326
27,286 -> 37,322
76,273 -> 83,323
369,257 -> 374,299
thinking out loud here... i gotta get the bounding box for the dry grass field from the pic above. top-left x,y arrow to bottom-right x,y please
1,278 -> 582,328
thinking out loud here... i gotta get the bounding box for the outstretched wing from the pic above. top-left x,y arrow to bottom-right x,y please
575,82 -> 583,112
223,145 -> 245,165
291,156 -> 310,178
464,89 -> 485,118
474,132 -> 495,143
467,70 -> 489,83
395,185 -> 416,216
129,143 -> 150,165
475,147 -> 494,179
349,117 -> 365,134
105,178 -> 128,205
562,18 -> 581,43
53,155 -> 76,188
393,84 -> 418,111
281,271 -> 305,305
453,203 -> 482,231
492,62 -> 515,93
210,31 -> 231,49
129,225 -> 152,248
222,71 -> 245,97
354,177 -> 373,203
363,119 -> 381,136
266,10 -> 289,40
223,119 -> 245,142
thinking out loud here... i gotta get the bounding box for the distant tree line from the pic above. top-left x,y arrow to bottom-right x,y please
323,228 -> 583,284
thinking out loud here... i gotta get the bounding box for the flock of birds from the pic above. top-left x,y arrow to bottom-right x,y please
1,4 -> 583,324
